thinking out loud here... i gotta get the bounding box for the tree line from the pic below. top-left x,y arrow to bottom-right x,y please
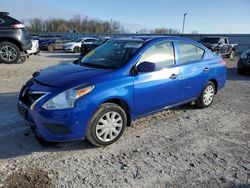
25,15 -> 126,34
24,15 -> 197,34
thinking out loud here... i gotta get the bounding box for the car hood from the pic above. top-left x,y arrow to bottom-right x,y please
33,62 -> 112,88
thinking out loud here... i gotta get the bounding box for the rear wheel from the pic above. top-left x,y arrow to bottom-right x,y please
47,45 -> 54,52
197,81 -> 216,108
86,103 -> 127,146
0,42 -> 20,64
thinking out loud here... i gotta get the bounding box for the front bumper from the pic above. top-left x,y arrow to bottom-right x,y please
17,80 -> 96,142
63,46 -> 74,52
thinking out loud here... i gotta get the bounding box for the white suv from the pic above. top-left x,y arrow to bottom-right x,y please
63,37 -> 98,53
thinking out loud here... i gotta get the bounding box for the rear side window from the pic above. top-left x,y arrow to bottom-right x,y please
179,42 -> 205,64
0,19 -> 4,24
139,41 -> 175,69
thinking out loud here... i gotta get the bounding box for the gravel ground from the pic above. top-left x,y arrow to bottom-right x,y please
0,52 -> 249,188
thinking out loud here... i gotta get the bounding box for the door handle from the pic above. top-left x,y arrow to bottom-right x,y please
170,74 -> 178,79
203,67 -> 210,72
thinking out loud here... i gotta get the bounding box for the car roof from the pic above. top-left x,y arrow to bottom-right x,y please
114,36 -> 200,44
202,36 -> 225,38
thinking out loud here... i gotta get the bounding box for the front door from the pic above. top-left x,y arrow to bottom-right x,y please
133,41 -> 181,116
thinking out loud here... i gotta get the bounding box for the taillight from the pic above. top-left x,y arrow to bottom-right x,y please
220,60 -> 226,65
12,23 -> 25,29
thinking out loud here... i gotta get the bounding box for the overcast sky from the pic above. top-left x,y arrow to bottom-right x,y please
1,0 -> 250,33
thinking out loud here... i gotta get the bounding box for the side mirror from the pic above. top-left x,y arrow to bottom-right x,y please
137,61 -> 156,72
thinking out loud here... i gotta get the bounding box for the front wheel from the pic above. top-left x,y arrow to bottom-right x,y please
197,81 -> 216,108
229,50 -> 235,59
73,46 -> 80,53
237,62 -> 245,74
86,103 -> 127,146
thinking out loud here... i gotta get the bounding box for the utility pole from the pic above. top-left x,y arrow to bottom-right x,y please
182,13 -> 187,34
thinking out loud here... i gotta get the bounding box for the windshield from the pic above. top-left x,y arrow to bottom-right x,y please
74,38 -> 83,42
80,40 -> 143,69
201,38 -> 220,44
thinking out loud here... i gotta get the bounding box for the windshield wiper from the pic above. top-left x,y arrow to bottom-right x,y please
80,62 -> 114,69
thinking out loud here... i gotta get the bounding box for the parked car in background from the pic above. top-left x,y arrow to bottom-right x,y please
0,12 -> 31,63
18,36 -> 226,146
40,38 -> 72,52
237,49 -> 250,74
80,38 -> 107,56
63,37 -> 99,53
200,36 -> 237,59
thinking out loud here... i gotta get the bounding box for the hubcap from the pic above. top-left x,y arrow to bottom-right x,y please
96,111 -> 123,142
203,85 -> 214,105
0,46 -> 17,62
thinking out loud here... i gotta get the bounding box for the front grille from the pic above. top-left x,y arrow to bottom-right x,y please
43,124 -> 72,136
19,87 -> 45,108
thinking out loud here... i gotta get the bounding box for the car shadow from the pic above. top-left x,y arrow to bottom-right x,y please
0,92 -> 95,160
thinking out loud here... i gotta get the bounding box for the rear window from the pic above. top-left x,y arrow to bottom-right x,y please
0,15 -> 20,25
179,42 -> 205,64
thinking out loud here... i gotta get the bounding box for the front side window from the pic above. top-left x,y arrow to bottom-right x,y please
84,39 -> 97,43
80,40 -> 143,69
138,41 -> 175,69
179,42 -> 205,64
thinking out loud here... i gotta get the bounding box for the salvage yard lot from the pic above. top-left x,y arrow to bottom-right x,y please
0,52 -> 249,187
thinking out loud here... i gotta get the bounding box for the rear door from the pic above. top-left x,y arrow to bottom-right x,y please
133,41 -> 181,116
177,41 -> 210,102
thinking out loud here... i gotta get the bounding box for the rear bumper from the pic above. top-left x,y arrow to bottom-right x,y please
238,59 -> 250,70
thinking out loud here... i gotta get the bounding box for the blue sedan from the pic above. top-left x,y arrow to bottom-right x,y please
18,36 -> 227,146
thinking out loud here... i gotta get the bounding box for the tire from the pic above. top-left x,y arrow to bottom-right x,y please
0,41 -> 20,64
229,50 -> 235,59
73,46 -> 80,53
34,48 -> 40,55
197,81 -> 216,108
86,103 -> 127,147
47,45 -> 54,52
237,63 -> 245,74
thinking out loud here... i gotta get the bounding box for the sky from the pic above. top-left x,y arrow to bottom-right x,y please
1,0 -> 250,34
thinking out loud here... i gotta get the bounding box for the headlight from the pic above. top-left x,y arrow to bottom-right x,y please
42,85 -> 94,110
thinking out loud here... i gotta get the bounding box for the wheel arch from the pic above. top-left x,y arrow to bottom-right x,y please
209,79 -> 218,94
102,98 -> 132,127
0,37 -> 23,51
